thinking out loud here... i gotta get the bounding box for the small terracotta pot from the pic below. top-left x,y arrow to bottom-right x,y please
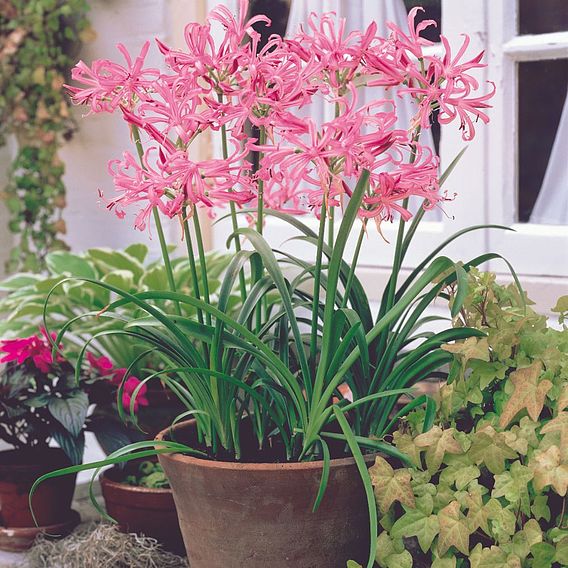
0,448 -> 77,528
157,420 -> 377,568
0,448 -> 78,551
100,468 -> 184,555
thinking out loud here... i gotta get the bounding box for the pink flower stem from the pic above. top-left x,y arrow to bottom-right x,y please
130,123 -> 181,316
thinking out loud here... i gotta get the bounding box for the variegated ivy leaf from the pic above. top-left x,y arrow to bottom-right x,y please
374,532 -> 412,568
431,557 -> 455,568
530,494 -> 551,522
469,543 -> 521,568
506,519 -> 542,561
464,492 -> 502,535
441,336 -> 490,369
468,426 -> 518,475
541,411 -> 568,461
439,454 -> 480,491
392,431 -> 421,467
555,536 -> 568,565
369,456 -> 415,514
492,461 -> 533,514
490,507 -> 517,541
530,445 -> 568,496
414,426 -> 463,473
390,506 -> 440,553
503,416 -> 540,455
437,501 -> 470,556
499,361 -> 552,428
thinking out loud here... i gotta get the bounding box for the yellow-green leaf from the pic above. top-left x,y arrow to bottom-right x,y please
437,501 -> 470,556
369,457 -> 415,514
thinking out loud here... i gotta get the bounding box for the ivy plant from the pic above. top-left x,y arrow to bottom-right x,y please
362,269 -> 568,567
0,0 -> 91,272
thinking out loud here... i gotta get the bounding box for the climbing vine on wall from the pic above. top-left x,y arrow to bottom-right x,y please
0,0 -> 91,272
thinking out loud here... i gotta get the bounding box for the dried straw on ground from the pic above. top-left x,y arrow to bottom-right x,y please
24,523 -> 188,568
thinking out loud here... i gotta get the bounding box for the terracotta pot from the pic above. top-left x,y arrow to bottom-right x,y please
100,467 -> 184,555
157,420 -> 376,568
0,448 -> 77,529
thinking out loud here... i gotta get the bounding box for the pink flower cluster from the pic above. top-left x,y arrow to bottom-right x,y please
87,353 -> 149,412
0,329 -> 61,373
66,2 -> 494,228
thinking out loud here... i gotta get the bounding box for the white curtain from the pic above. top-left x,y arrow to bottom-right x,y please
285,0 -> 440,219
529,92 -> 568,225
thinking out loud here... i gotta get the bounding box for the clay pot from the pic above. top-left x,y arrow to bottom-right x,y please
157,420 -> 376,568
0,448 -> 79,551
100,467 -> 184,555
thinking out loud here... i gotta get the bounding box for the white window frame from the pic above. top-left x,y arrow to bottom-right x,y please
207,0 -> 568,307
485,0 -> 568,278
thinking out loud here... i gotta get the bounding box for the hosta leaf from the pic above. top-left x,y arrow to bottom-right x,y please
369,457 -> 415,513
390,508 -> 440,553
48,391 -> 89,437
437,501 -> 470,556
530,445 -> 568,496
414,426 -> 463,473
499,361 -> 552,428
46,251 -> 97,279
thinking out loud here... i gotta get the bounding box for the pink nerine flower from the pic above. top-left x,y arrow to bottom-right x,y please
0,329 -> 60,373
66,41 -> 159,114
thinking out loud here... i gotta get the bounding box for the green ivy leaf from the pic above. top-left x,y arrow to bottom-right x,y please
369,457 -> 415,514
414,426 -> 463,473
492,461 -> 533,513
437,501 -> 470,556
530,542 -> 555,567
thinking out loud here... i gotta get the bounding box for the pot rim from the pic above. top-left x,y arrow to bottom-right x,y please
100,469 -> 172,495
155,419 -> 378,471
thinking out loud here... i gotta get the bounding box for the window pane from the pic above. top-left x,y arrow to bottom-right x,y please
518,59 -> 568,223
404,0 -> 441,43
519,0 -> 568,35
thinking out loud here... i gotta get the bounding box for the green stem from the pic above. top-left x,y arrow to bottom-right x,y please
327,206 -> 335,248
341,222 -> 366,309
217,92 -> 247,303
130,124 -> 180,316
182,209 -> 207,356
310,205 -> 327,384
193,212 -> 212,326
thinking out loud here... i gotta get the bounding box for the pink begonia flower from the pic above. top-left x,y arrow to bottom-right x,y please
0,329 -> 60,373
110,368 -> 149,412
87,352 -> 114,374
66,41 -> 159,114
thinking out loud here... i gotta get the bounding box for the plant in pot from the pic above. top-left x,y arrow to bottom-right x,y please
31,3 -> 507,567
364,271 -> 568,567
0,329 -> 110,551
0,245 -> 234,553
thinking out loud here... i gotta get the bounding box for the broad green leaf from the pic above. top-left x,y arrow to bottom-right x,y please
46,251 -> 96,279
369,456 -> 415,513
554,537 -> 568,565
48,391 -> 89,437
124,243 -> 149,263
530,542 -> 555,567
468,427 -> 518,475
0,273 -> 41,290
510,519 -> 542,560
